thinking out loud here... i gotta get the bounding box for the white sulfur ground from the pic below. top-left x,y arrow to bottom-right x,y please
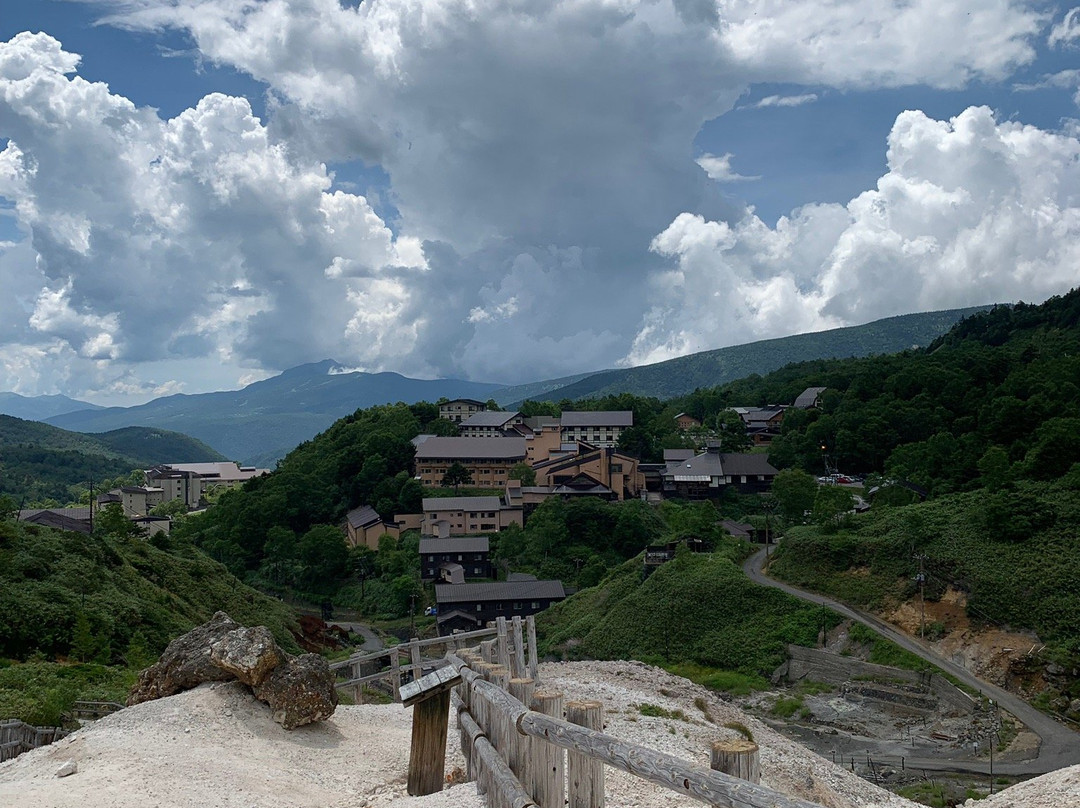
1,660 -> 1076,808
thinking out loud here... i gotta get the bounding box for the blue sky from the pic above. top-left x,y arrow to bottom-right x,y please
2,1 -> 1079,405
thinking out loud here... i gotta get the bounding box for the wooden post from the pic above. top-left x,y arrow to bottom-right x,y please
497,617 -> 510,671
710,739 -> 761,785
530,691 -> 565,808
526,615 -> 539,682
508,678 -> 535,783
407,689 -> 452,796
567,700 -> 605,808
512,616 -> 527,679
391,649 -> 401,702
480,639 -> 497,663
410,638 -> 422,683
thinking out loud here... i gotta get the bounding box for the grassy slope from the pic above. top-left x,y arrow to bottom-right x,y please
0,518 -> 300,662
767,481 -> 1080,657
537,551 -> 831,676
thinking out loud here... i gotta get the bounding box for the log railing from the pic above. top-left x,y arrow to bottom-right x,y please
0,719 -> 68,763
447,650 -> 825,808
332,618 -> 537,702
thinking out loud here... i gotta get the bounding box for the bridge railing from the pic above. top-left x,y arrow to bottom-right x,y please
447,648 -> 826,808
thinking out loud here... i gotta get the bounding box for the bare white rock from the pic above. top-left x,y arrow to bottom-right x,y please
55,760 -> 77,778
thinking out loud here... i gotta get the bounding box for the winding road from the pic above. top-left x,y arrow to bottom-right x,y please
743,547 -> 1080,776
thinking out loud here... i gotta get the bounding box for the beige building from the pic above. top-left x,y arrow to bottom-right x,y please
144,466 -> 204,509
159,462 -> 270,489
560,411 -> 633,447
345,505 -> 401,550
438,399 -> 487,423
414,436 -> 527,488
458,410 -> 525,438
421,493 -> 523,537
532,443 -> 644,500
119,486 -> 166,517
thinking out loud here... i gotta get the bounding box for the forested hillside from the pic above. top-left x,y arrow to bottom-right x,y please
512,306 -> 987,403
0,416 -> 226,504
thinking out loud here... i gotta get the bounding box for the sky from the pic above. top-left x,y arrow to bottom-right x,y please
2,1 -> 1079,406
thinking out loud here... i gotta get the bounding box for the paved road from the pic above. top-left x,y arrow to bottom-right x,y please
743,547 -> 1080,776
328,621 -> 383,652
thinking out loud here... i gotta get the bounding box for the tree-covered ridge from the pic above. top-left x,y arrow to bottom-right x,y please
513,305 -> 989,403
178,402 -> 431,575
0,415 -> 226,504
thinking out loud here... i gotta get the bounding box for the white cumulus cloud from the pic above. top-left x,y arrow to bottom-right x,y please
628,106 -> 1080,366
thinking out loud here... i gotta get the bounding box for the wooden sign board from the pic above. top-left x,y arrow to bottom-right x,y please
400,664 -> 462,708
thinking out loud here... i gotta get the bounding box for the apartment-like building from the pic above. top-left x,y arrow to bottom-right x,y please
458,410 -> 525,438
144,466 -> 203,509
438,399 -> 487,423
421,493 -> 523,537
559,411 -> 633,447
414,436 -> 527,487
531,442 -> 644,500
419,536 -> 492,582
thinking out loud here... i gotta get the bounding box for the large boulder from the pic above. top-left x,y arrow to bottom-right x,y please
127,612 -> 240,705
211,626 -> 287,687
253,653 -> 338,729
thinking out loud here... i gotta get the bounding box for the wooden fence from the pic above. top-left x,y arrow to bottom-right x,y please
0,720 -> 68,763
446,645 -> 826,808
331,616 -> 536,702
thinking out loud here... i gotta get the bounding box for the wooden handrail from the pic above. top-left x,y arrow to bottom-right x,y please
448,654 -> 824,808
330,625 -> 499,671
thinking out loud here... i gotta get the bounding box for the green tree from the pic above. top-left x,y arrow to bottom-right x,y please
124,630 -> 155,670
508,462 -> 536,485
977,446 -> 1012,492
771,469 -> 818,523
715,409 -> 751,451
71,613 -> 97,662
149,498 -> 188,517
93,502 -> 143,539
812,485 -> 855,531
441,462 -> 473,489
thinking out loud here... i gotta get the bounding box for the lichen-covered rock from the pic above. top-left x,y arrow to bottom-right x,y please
253,653 -> 338,730
211,626 -> 286,687
127,612 -> 240,705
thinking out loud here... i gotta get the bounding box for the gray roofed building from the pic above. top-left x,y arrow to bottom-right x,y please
414,436 -> 527,460
663,448 -> 696,462
560,411 -> 633,427
418,536 -> 490,554
662,446 -> 778,498
793,387 -> 827,409
346,505 -> 382,530
422,496 -> 501,512
459,411 -> 522,428
435,580 -> 566,603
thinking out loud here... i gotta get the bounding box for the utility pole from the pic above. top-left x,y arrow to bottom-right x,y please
914,554 -> 927,639
409,594 -> 416,638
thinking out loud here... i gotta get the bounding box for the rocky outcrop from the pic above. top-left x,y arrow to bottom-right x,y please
127,612 -> 337,730
253,654 -> 339,730
211,626 -> 286,687
128,612 -> 240,705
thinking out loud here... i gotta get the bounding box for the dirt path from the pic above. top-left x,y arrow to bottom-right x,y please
743,548 -> 1080,776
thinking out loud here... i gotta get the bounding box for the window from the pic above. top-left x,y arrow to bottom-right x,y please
474,567 -> 482,574
457,555 -> 463,561
476,604 -> 482,611
610,463 -> 623,472
531,601 -> 539,609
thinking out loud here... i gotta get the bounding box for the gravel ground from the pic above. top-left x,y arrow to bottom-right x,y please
1,660 -> 1075,808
